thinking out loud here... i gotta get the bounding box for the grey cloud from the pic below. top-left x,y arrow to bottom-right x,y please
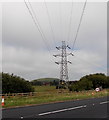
2,2 -> 107,80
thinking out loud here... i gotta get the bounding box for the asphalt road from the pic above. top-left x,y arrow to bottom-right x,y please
2,96 -> 109,119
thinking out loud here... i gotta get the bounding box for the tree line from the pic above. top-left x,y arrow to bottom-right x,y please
2,72 -> 34,94
1,72 -> 109,94
30,79 -> 59,86
68,73 -> 109,91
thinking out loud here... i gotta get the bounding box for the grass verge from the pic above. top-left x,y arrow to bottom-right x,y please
3,88 -> 109,108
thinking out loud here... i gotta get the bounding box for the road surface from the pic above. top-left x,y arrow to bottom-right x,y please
2,96 -> 109,119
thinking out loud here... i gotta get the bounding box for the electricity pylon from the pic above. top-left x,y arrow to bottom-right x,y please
53,41 -> 74,88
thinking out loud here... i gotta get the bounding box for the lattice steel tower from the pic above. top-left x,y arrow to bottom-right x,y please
53,41 -> 74,84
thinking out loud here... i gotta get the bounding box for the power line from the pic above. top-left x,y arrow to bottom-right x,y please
67,0 -> 73,44
74,54 -> 107,72
71,0 -> 87,51
59,0 -> 62,42
27,0 -> 52,53
44,0 -> 57,47
24,0 -> 51,55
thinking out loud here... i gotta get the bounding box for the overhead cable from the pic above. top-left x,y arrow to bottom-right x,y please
24,0 -> 51,55
44,0 -> 57,47
67,0 -> 73,44
72,0 -> 87,51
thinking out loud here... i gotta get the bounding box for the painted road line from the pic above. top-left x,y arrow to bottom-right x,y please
21,116 -> 23,119
39,105 -> 87,116
100,101 -> 109,105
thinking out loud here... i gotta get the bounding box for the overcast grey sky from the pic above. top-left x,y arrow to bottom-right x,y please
2,1 -> 107,81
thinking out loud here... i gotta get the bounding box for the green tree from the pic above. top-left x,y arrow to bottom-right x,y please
69,73 -> 108,92
30,80 -> 43,86
106,76 -> 109,88
69,78 -> 93,92
2,72 -> 34,94
84,73 -> 107,89
78,78 -> 93,91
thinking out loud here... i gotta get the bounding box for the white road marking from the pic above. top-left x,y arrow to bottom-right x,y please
39,105 -> 87,116
100,101 -> 109,105
21,116 -> 23,119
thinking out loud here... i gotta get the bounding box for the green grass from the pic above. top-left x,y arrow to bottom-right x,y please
33,86 -> 57,92
3,87 -> 109,108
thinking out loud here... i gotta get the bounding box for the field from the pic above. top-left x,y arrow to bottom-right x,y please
33,86 -> 57,92
2,86 -> 109,108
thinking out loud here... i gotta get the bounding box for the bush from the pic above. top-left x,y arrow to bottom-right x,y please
2,72 -> 34,94
69,73 -> 109,92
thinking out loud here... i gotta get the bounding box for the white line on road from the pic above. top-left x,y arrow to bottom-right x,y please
39,105 -> 87,116
100,101 -> 109,105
